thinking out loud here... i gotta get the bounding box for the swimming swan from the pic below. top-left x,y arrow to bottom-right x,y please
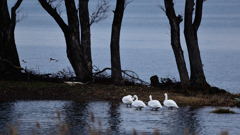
163,93 -> 179,109
122,95 -> 134,107
132,95 -> 146,110
148,95 -> 162,110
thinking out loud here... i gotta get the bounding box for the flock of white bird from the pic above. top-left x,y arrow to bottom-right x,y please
122,93 -> 179,110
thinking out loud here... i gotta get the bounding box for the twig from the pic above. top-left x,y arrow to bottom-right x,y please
92,66 -> 149,85
0,57 -> 23,70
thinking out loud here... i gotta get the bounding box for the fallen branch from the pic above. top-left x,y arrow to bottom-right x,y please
0,57 -> 24,70
92,66 -> 149,85
64,81 -> 85,86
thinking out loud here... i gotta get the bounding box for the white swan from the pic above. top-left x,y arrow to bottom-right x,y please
132,95 -> 146,110
122,95 -> 134,107
163,93 -> 179,109
148,95 -> 162,111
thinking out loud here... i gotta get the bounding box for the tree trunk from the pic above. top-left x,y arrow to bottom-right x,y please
164,0 -> 190,87
0,0 -> 22,75
184,0 -> 208,88
65,0 -> 92,82
39,0 -> 91,82
79,0 -> 92,74
110,0 -> 125,85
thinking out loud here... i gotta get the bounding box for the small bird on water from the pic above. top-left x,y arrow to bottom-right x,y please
22,60 -> 27,63
50,58 -> 58,62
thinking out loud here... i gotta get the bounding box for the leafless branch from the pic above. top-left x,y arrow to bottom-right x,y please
124,0 -> 134,9
16,8 -> 28,23
55,0 -> 64,8
55,0 -> 64,15
156,4 -> 166,13
46,0 -> 57,5
46,0 -> 64,15
92,66 -> 149,85
0,56 -> 24,70
11,0 -> 24,24
89,0 -> 111,26
38,0 -> 68,33
122,69 -> 149,85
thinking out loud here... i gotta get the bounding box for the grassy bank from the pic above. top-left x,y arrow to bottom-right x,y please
0,80 -> 239,107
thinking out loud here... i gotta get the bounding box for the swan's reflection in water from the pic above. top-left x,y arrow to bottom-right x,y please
0,100 -> 239,134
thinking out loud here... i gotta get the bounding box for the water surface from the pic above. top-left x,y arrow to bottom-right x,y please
7,0 -> 240,93
0,100 -> 239,135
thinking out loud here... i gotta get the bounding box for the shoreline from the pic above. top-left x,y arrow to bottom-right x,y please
0,81 -> 239,107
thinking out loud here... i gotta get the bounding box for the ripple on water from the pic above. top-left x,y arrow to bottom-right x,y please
0,101 -> 240,135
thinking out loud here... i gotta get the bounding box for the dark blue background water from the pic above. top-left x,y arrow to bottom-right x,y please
8,0 -> 240,93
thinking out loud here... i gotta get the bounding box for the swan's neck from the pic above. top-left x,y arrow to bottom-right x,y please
135,96 -> 138,101
165,94 -> 168,101
149,96 -> 152,101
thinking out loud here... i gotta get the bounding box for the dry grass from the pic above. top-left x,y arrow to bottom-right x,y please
0,81 -> 239,107
210,108 -> 236,114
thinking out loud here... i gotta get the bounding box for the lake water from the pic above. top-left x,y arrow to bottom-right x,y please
8,0 -> 240,93
3,1 -> 240,134
0,100 -> 240,135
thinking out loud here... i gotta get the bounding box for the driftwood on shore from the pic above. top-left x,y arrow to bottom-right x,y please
64,81 -> 85,86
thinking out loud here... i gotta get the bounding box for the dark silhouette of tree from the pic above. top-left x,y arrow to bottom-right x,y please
79,0 -> 92,75
110,0 -> 132,85
161,0 -> 208,88
0,0 -> 23,76
38,0 -> 110,82
162,0 -> 190,87
184,0 -> 209,88
80,0 -> 110,73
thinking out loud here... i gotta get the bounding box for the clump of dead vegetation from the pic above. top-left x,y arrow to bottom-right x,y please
210,108 -> 236,114
0,66 -> 76,83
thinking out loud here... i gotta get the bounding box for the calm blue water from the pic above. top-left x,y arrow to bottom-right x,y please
9,0 -> 240,93
0,100 -> 239,135
3,1 -> 240,134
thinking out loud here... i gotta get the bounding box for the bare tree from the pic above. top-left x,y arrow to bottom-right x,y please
79,0 -> 92,74
89,0 -> 110,25
38,0 -> 110,82
110,0 -> 132,85
161,0 -> 208,88
184,0 -> 209,88
161,0 -> 190,87
0,0 -> 23,76
79,0 -> 110,73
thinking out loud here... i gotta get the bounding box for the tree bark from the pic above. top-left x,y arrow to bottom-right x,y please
39,0 -> 91,82
184,0 -> 208,88
79,0 -> 92,73
110,0 -> 125,85
0,0 -> 22,75
65,0 -> 92,82
164,0 -> 190,87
